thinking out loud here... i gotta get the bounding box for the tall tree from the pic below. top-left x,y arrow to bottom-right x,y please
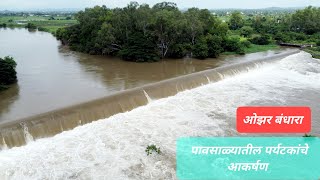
229,12 -> 244,30
0,56 -> 17,90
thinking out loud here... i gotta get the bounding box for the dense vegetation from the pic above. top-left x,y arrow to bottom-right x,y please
0,56 -> 17,91
55,3 -> 320,61
56,2 -> 245,61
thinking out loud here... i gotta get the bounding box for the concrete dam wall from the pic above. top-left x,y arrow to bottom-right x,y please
0,49 -> 300,150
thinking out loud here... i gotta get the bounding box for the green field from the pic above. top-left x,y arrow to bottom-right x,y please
0,15 -> 78,34
222,44 -> 280,55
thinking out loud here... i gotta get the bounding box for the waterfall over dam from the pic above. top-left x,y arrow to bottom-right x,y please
0,49 -> 300,149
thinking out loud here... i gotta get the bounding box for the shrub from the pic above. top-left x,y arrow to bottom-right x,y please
240,39 -> 251,48
0,23 -> 7,28
294,33 -> 307,41
224,36 -> 241,52
38,27 -> 49,32
240,26 -> 254,37
25,23 -> 37,29
250,34 -> 270,45
316,41 -> 320,46
274,33 -> 290,43
303,134 -> 315,137
285,32 -> 307,41
236,46 -> 245,55
145,145 -> 161,156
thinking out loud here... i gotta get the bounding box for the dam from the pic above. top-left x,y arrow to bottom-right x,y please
0,49 -> 300,149
0,50 -> 319,179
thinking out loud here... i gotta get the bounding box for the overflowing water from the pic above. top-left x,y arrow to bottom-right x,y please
0,51 -> 319,179
0,49 -> 297,148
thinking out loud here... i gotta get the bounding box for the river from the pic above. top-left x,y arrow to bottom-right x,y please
0,28 -> 287,123
0,28 -> 319,179
0,51 -> 319,179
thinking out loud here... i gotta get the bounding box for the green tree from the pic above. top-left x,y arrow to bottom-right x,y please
0,56 -> 17,90
95,23 -> 116,55
25,23 -> 37,29
193,37 -> 208,59
274,33 -> 290,43
152,7 -> 181,58
240,26 -> 254,37
224,36 -> 245,54
184,8 -> 204,46
250,34 -> 270,45
291,6 -> 320,35
206,34 -> 223,58
55,2 -> 252,62
229,12 -> 244,30
211,22 -> 229,37
119,32 -> 159,62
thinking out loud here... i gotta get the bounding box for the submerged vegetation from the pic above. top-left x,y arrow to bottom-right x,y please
303,134 -> 316,137
54,3 -> 320,62
0,56 -> 17,91
145,144 -> 161,156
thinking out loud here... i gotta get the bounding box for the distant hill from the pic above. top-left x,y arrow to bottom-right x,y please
208,7 -> 306,15
209,7 -> 303,11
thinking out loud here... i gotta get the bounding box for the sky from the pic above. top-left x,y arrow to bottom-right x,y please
1,0 -> 320,10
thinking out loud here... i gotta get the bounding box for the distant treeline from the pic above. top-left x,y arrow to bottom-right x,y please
212,7 -> 300,16
56,2 -> 320,62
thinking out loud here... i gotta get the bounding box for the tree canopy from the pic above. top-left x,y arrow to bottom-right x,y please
56,2 -> 240,61
290,6 -> 320,35
56,3 -> 320,62
0,56 -> 17,91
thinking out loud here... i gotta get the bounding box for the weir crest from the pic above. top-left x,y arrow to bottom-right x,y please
0,49 -> 300,150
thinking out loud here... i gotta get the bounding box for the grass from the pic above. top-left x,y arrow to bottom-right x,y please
304,47 -> 320,59
286,39 -> 318,45
0,15 -> 78,34
145,144 -> 161,156
222,44 -> 280,55
244,44 -> 280,53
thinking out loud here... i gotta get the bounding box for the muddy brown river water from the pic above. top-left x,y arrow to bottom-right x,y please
0,28 -> 290,123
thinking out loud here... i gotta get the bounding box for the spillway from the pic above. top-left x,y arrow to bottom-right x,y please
0,49 -> 300,149
0,50 -> 319,179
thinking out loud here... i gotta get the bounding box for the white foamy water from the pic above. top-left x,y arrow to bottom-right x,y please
0,52 -> 319,179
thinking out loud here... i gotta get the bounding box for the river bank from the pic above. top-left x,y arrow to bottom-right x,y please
304,47 -> 320,59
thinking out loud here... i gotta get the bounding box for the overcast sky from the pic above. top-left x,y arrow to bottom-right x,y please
1,0 -> 320,10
